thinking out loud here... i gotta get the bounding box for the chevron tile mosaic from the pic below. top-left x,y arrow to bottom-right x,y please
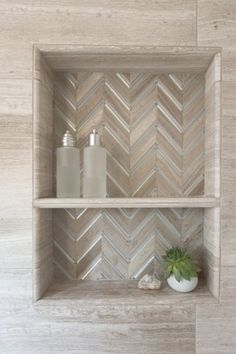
53,71 -> 205,280
53,207 -> 203,280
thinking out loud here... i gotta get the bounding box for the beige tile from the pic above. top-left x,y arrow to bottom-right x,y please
222,81 -> 236,116
204,54 -> 221,197
0,0 -> 196,46
0,79 -> 32,115
0,269 -> 32,307
0,308 -> 195,354
203,208 -> 220,297
0,181 -> 31,220
33,206 -> 54,300
221,112 -> 236,266
220,266 -> 236,300
34,302 -> 195,322
40,46 -> 218,72
34,48 -> 54,92
196,303 -> 236,353
198,2 -> 236,271
222,114 -> 236,162
33,75 -> 54,199
0,42 -> 32,79
0,219 -> 32,269
198,0 -> 236,49
221,201 -> 236,266
222,50 -> 236,82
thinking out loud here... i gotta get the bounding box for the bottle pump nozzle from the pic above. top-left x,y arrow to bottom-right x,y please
62,130 -> 76,147
89,128 -> 101,146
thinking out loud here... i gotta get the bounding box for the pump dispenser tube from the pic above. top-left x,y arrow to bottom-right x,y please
83,129 -> 106,198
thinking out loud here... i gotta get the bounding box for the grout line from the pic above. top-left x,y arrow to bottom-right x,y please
195,304 -> 197,354
219,50 -> 223,301
196,0 -> 198,46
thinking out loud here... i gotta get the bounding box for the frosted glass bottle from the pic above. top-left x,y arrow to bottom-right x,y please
83,129 -> 106,198
56,131 -> 80,198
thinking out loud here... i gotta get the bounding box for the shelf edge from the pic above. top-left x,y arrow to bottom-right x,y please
33,197 -> 220,209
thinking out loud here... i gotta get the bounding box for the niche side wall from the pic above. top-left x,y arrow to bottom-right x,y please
33,50 -> 54,299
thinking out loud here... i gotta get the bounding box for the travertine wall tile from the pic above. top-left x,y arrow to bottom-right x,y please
0,43 -> 32,79
0,1 -> 196,46
33,51 -> 54,299
203,208 -> 220,297
198,1 -> 236,270
220,266 -> 236,301
197,2 -> 236,351
198,0 -> 236,49
0,269 -> 32,308
0,307 -> 195,354
0,219 -> 32,269
0,0 -> 235,352
196,303 -> 236,353
0,80 -> 32,268
0,1 -> 196,79
0,80 -> 32,115
204,54 -> 221,197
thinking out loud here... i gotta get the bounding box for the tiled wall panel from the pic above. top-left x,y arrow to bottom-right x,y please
53,71 -> 205,280
0,0 -> 236,352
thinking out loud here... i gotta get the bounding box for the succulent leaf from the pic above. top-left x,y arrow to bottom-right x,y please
162,247 -> 201,282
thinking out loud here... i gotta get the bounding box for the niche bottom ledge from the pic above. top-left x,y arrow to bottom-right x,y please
35,279 -> 218,307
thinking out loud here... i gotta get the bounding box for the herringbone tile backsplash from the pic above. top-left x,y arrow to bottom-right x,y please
53,71 -> 205,280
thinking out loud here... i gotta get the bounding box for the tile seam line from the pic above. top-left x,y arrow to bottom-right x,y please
33,43 -> 222,50
196,0 -> 198,46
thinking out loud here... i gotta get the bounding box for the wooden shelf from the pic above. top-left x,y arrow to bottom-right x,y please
33,197 -> 219,209
36,280 -> 217,308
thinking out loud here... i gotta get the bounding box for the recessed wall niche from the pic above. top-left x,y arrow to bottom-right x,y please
33,46 -> 221,303
53,71 -> 205,281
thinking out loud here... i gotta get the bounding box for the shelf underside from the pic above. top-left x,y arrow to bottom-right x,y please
34,197 -> 219,209
37,280 -> 216,306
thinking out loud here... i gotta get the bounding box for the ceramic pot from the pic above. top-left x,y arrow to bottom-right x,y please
167,274 -> 198,292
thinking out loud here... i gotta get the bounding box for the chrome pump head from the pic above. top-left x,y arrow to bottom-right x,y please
62,130 -> 76,147
89,128 -> 102,146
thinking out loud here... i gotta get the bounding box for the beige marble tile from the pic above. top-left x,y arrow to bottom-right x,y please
220,266 -> 236,301
204,54 -> 221,197
34,301 -> 195,322
0,306 -> 195,354
0,219 -> 32,269
0,269 -> 32,307
0,114 -> 32,221
196,303 -> 236,353
221,201 -> 236,266
203,208 -> 220,297
0,79 -> 32,115
198,0 -> 236,49
40,46 -> 219,72
222,81 -> 236,117
0,0 -> 196,46
0,42 -> 32,79
198,1 -> 236,274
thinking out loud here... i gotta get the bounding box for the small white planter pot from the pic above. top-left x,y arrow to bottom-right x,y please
167,274 -> 198,293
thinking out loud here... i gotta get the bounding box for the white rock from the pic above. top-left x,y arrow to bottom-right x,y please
138,274 -> 162,290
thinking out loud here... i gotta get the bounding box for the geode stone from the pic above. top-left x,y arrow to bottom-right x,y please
138,274 -> 162,290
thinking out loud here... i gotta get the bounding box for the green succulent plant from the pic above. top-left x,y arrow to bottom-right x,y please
162,247 -> 201,282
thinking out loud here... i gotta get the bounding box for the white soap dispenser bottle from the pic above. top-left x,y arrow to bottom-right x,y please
83,129 -> 106,198
56,130 -> 80,198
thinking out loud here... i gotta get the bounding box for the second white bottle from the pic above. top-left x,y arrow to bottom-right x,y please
83,129 -> 106,198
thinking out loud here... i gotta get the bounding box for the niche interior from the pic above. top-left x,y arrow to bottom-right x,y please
33,46 -> 221,303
